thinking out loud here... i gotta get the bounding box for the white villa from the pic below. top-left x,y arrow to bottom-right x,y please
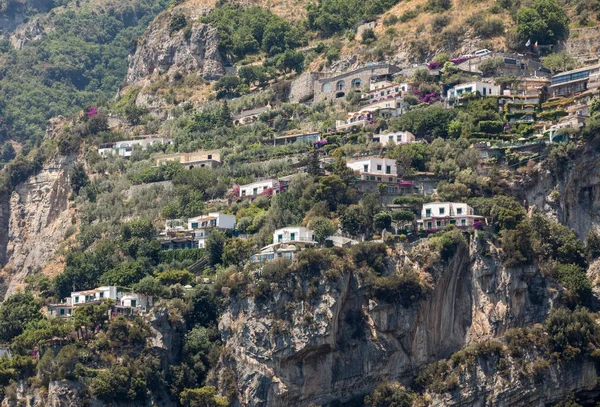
371,131 -> 416,146
161,213 -> 236,250
417,202 -> 483,231
347,157 -> 401,182
446,82 -> 501,106
48,286 -> 152,318
239,179 -> 276,197
251,227 -> 317,263
98,137 -> 173,158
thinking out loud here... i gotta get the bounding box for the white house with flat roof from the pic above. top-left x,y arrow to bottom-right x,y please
347,157 -> 400,182
371,131 -> 416,146
446,82 -> 500,106
418,202 -> 483,231
251,227 -> 317,263
98,137 -> 173,157
48,286 -> 152,318
187,213 -> 236,248
239,179 -> 276,197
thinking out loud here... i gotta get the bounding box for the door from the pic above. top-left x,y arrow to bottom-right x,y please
131,300 -> 137,308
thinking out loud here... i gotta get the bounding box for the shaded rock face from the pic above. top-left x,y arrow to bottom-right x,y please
126,16 -> 224,86
523,149 -> 600,239
429,358 -> 600,407
218,237 -> 552,406
0,380 -> 83,407
0,155 -> 75,299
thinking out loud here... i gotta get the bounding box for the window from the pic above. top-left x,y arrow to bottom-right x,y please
278,234 -> 283,242
450,220 -> 456,225
388,177 -> 393,182
322,83 -> 331,92
131,300 -> 137,308
242,190 -> 246,196
208,154 -> 212,159
370,176 -> 375,180
377,177 -> 382,181
100,292 -> 104,298
253,188 -> 258,195
68,309 -> 72,315
75,296 -> 79,303
457,208 -> 463,215
427,221 -> 432,228
483,87 -> 486,96
461,219 -> 466,226
439,208 -> 445,215
377,164 -> 382,171
336,80 -> 345,91
436,221 -> 441,227
60,309 -> 65,315
364,164 -> 369,172
191,222 -> 198,229
290,233 -> 296,241
385,166 -> 391,174
425,209 -> 431,217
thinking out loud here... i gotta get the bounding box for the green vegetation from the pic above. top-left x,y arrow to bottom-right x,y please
204,5 -> 304,60
306,0 -> 399,37
0,0 -> 169,142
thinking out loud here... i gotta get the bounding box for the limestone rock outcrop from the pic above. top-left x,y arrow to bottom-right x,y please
217,236 -> 554,406
126,12 -> 224,86
0,155 -> 75,299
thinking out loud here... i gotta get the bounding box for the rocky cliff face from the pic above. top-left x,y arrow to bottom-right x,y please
428,356 -> 600,406
217,236 -> 553,406
126,10 -> 224,87
0,154 -> 75,299
523,146 -> 600,239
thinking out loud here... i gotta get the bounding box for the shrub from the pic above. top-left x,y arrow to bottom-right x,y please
425,0 -> 452,12
367,270 -> 429,306
544,307 -> 599,359
552,263 -> 592,307
155,269 -> 194,286
431,15 -> 451,30
0,293 -> 43,343
429,230 -> 466,261
361,28 -> 376,44
364,381 -> 415,407
169,13 -> 187,33
473,18 -> 505,38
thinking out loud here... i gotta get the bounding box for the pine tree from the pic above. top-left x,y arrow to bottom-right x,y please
307,148 -> 321,177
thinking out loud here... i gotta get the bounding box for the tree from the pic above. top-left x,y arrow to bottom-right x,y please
215,75 -> 242,99
585,230 -> 600,261
276,49 -> 304,74
392,210 -> 415,222
238,65 -> 267,86
69,162 -> 89,194
389,105 -> 456,139
542,51 -> 577,74
313,175 -> 355,212
132,276 -> 164,298
222,238 -> 254,266
308,217 -> 336,243
332,150 -> 355,184
0,293 -> 43,343
180,387 -> 228,407
341,205 -> 369,237
155,269 -> 194,285
361,28 -> 376,44
515,0 -> 569,44
307,148 -> 321,177
220,101 -> 231,127
373,212 -> 392,233
206,230 -> 226,266
100,261 -> 148,287
1,142 -> 15,162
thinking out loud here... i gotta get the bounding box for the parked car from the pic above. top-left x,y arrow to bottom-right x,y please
474,49 -> 492,57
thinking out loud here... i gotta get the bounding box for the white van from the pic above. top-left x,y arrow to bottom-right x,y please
474,49 -> 492,57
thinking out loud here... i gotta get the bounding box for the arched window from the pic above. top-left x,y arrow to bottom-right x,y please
351,78 -> 362,88
336,80 -> 345,91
